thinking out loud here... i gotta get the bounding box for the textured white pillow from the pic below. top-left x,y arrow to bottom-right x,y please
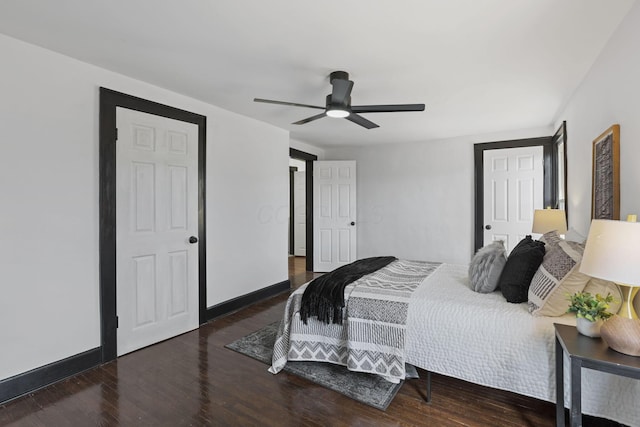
469,240 -> 507,293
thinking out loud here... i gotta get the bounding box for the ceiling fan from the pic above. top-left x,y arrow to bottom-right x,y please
254,71 -> 425,129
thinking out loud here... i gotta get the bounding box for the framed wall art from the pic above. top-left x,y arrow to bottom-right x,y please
591,124 -> 620,220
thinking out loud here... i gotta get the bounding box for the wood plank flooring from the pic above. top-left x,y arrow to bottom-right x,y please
0,257 -> 620,426
288,255 -> 321,287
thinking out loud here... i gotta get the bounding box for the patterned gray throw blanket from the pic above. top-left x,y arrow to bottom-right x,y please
269,260 -> 441,383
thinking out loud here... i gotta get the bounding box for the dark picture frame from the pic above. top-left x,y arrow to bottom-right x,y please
552,121 -> 568,220
591,124 -> 620,220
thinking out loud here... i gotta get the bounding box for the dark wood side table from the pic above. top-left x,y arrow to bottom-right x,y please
554,323 -> 640,427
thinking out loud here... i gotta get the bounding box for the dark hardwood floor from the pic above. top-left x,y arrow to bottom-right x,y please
0,257 -> 618,426
288,255 -> 320,288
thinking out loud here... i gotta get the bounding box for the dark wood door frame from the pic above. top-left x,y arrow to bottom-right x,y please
289,166 -> 298,255
473,136 -> 554,253
99,88 -> 207,363
290,148 -> 317,272
551,121 -> 568,222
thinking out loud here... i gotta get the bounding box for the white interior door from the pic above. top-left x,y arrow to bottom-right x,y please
116,107 -> 199,356
483,146 -> 544,254
293,170 -> 306,256
313,161 -> 356,272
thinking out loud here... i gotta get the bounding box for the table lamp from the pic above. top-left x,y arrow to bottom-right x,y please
532,208 -> 568,235
580,218 -> 640,356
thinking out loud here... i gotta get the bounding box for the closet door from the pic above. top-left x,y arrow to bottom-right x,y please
116,107 -> 199,356
313,161 -> 356,272
483,146 -> 543,254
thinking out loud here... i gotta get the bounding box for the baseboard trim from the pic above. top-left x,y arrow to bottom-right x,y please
1,280 -> 291,404
206,279 -> 290,320
0,347 -> 101,404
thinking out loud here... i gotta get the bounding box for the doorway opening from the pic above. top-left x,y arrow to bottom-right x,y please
289,160 -> 306,258
289,148 -> 317,272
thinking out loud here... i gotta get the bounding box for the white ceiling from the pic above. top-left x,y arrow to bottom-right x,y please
0,0 -> 635,147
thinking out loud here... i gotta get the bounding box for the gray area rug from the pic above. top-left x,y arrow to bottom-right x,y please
225,321 -> 418,411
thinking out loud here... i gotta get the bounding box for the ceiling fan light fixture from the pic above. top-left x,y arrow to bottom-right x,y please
254,70 -> 425,128
326,108 -> 350,118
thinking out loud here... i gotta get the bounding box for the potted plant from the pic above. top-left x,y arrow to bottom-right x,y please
567,291 -> 615,337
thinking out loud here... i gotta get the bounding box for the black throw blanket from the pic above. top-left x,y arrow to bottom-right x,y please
300,256 -> 397,325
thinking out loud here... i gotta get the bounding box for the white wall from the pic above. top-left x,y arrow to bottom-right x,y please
206,115 -> 289,305
0,34 -> 288,381
324,127 -> 552,264
556,0 -> 640,236
554,1 -> 640,314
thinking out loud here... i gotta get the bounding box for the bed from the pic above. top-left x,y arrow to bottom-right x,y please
270,259 -> 640,426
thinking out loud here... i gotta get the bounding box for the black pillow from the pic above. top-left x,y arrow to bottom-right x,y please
498,236 -> 546,303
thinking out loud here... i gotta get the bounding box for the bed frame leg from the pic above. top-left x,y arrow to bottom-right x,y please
426,371 -> 431,403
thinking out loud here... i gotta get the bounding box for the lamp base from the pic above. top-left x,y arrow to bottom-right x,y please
601,315 -> 640,357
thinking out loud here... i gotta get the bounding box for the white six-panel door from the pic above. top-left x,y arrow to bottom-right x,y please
483,146 -> 544,254
293,170 -> 306,257
313,161 -> 356,272
116,107 -> 199,356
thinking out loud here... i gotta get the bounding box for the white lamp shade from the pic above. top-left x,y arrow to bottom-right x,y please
579,219 -> 640,286
532,209 -> 567,234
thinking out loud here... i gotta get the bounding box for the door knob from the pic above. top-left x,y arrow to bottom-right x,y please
189,236 -> 198,244
350,221 -> 356,226
485,225 -> 492,230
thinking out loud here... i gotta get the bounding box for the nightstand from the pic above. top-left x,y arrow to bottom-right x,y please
554,323 -> 640,427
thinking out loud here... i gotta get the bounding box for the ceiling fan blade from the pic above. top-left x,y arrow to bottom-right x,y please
254,98 -> 324,110
345,114 -> 379,129
292,112 -> 327,125
351,104 -> 425,113
330,79 -> 354,105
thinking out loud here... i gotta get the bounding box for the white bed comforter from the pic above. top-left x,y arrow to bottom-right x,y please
407,263 -> 639,426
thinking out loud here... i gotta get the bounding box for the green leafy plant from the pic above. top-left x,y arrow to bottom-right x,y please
567,291 -> 615,322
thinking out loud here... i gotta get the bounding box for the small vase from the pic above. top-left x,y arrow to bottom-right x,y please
576,317 -> 603,338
